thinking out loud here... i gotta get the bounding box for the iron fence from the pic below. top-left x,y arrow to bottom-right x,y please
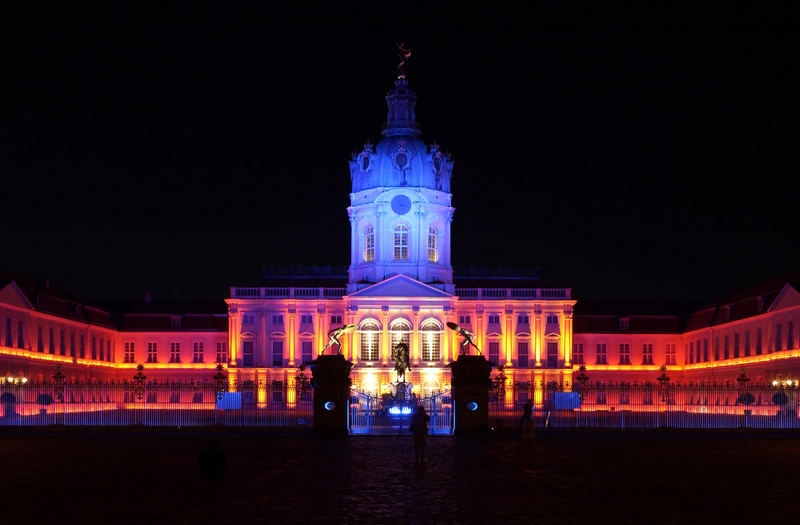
349,390 -> 453,435
0,382 -> 313,429
489,383 -> 800,430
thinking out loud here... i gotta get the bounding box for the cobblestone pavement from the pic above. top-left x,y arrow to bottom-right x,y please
3,431 -> 800,524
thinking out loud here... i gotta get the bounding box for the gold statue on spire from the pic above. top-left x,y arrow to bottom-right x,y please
397,43 -> 411,79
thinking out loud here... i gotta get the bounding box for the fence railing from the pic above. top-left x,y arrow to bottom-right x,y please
349,390 -> 453,435
0,383 -> 313,429
489,384 -> 800,430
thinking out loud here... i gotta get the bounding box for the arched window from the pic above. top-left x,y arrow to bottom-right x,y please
364,225 -> 374,262
390,319 -> 411,352
394,225 -> 408,260
427,226 -> 438,262
421,319 -> 441,361
359,320 -> 380,362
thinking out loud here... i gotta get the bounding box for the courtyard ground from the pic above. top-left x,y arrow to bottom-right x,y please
1,430 -> 799,524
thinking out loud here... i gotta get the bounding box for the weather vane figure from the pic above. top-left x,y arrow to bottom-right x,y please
392,341 -> 411,383
319,324 -> 357,356
446,321 -> 482,356
396,42 -> 412,79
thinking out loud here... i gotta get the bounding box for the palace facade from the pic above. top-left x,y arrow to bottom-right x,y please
3,73 -> 800,392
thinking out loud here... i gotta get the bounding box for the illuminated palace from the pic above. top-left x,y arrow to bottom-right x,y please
2,73 -> 800,391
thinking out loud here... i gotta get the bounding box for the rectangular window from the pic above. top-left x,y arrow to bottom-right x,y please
517,315 -> 529,325
776,323 -> 783,352
37,326 -> 43,352
756,328 -> 763,355
171,316 -> 181,329
488,341 -> 500,364
330,315 -> 342,325
272,341 -> 283,367
91,337 -> 97,360
272,315 -> 283,325
302,341 -> 313,364
124,342 -> 135,363
596,344 -> 607,365
46,328 -> 53,354
272,380 -> 284,403
724,335 -> 730,359
619,343 -> 630,365
301,315 -> 313,325
193,342 -> 204,363
147,342 -> 158,363
79,335 -> 85,358
216,342 -> 228,363
70,332 -> 75,357
788,322 -> 795,350
733,333 -> 740,358
99,338 -> 104,361
17,321 -> 24,348
547,342 -> 558,368
642,343 -> 653,365
688,342 -> 694,364
170,342 -> 181,363
107,340 -> 112,361
665,343 -> 676,365
59,330 -> 65,355
744,331 -> 751,356
517,342 -> 529,368
714,337 -> 720,360
546,314 -> 559,325
459,315 -> 471,324
488,315 -> 500,325
703,339 -> 709,362
5,318 -> 11,347
573,343 -> 584,364
242,341 -> 254,367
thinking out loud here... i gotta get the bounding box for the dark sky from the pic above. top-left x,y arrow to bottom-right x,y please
6,3 -> 800,304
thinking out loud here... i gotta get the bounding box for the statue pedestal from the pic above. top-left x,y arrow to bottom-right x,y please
309,354 -> 353,434
448,355 -> 493,434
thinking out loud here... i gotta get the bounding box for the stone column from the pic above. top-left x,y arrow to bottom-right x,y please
443,308 -> 454,364
534,306 -> 542,367
310,354 -> 354,434
381,307 -> 389,365
288,306 -> 296,366
449,355 -> 493,434
563,307 -> 573,368
504,307 -> 513,367
411,307 -> 420,365
347,307 -> 357,364
229,309 -> 239,366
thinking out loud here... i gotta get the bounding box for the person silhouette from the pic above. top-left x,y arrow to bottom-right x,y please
409,405 -> 430,464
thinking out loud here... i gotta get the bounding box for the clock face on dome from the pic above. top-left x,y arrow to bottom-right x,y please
391,194 -> 412,215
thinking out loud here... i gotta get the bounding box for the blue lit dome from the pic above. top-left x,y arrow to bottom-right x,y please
350,77 -> 453,193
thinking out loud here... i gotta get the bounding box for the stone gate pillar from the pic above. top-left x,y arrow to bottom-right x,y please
449,355 -> 493,434
309,354 -> 354,434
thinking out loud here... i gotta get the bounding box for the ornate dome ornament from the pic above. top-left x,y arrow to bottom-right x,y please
359,141 -> 373,173
392,139 -> 412,185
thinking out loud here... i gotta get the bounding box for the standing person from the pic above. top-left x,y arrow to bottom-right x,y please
409,405 -> 430,463
520,398 -> 533,438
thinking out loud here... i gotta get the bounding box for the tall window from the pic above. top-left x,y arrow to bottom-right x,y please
789,322 -> 795,350
360,320 -> 380,361
488,341 -> 500,364
272,341 -> 283,367
642,343 -> 653,365
79,335 -> 85,358
517,342 -> 529,368
596,344 -> 607,365
107,340 -> 112,361
393,225 -> 408,260
427,226 -> 438,262
776,323 -> 783,352
59,330 -> 65,355
724,335 -> 730,359
756,328 -> 762,354
390,320 -> 411,353
573,343 -> 584,364
170,342 -> 181,363
547,342 -> 558,367
302,341 -> 313,364
714,338 -> 720,360
744,331 -> 751,356
216,342 -> 227,363
124,342 -> 135,363
242,341 -> 254,366
5,318 -> 11,347
70,332 -> 75,357
91,337 -> 97,360
99,338 -> 104,361
147,342 -> 158,363
421,320 -> 441,361
364,225 -> 375,262
703,339 -> 709,362
665,343 -> 676,365
619,343 -> 630,365
733,333 -> 740,358
37,326 -> 43,352
193,342 -> 204,363
17,320 -> 24,348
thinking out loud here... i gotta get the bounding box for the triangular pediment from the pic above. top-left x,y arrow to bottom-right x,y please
0,281 -> 34,310
769,283 -> 800,312
348,274 -> 452,299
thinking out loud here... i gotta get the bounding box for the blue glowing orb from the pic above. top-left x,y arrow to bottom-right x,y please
324,401 -> 336,411
388,406 -> 413,415
467,401 -> 479,412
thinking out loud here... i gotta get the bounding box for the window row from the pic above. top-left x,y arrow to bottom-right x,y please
686,323 -> 797,364
242,314 -> 345,327
572,343 -> 675,366
124,341 -> 228,364
459,314 -> 559,326
362,224 -> 439,262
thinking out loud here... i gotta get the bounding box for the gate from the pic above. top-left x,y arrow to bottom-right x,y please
348,389 -> 453,435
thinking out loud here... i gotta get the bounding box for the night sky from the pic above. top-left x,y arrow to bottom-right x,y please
6,3 -> 800,305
